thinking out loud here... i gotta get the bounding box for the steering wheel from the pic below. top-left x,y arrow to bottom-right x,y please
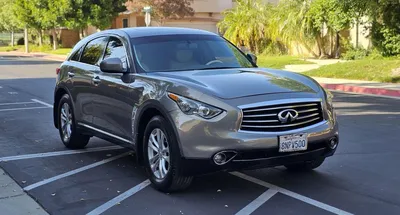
206,59 -> 224,66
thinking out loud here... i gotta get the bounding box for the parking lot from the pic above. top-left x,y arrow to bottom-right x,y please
1,55 -> 400,215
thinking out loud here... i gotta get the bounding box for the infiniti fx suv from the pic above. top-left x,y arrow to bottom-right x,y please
53,27 -> 339,192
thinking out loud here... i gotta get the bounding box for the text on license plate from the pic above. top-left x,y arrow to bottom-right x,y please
279,133 -> 308,152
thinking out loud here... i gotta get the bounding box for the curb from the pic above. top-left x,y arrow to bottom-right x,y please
0,51 -> 66,62
320,83 -> 400,98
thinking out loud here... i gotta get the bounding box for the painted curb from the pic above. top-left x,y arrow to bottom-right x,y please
320,83 -> 400,98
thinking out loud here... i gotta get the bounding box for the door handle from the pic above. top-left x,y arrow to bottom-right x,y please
92,76 -> 101,85
68,72 -> 75,78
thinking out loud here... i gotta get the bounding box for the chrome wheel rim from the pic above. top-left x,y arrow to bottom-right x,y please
60,103 -> 72,142
147,128 -> 170,179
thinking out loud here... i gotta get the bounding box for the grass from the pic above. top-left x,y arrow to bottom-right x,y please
303,59 -> 400,83
257,55 -> 314,69
0,45 -> 71,56
42,48 -> 72,55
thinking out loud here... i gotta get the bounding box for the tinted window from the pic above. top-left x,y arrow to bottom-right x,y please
80,37 -> 108,66
131,35 -> 255,72
104,37 -> 128,70
70,46 -> 83,61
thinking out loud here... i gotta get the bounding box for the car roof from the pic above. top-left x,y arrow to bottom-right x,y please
119,27 -> 218,38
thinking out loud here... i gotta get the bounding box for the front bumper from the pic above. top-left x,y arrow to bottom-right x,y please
180,145 -> 336,176
170,107 -> 338,159
168,104 -> 338,175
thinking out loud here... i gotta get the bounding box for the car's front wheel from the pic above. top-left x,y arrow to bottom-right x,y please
57,94 -> 90,149
284,157 -> 325,172
143,115 -> 193,192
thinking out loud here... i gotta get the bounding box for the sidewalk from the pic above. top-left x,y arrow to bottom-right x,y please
0,168 -> 48,215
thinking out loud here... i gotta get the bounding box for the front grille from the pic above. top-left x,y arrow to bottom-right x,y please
240,101 -> 324,132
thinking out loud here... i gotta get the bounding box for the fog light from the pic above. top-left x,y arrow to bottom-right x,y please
328,137 -> 338,149
213,153 -> 227,165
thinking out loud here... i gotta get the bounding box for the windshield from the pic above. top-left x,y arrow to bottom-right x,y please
131,34 -> 255,72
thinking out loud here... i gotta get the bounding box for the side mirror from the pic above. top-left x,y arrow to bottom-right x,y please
247,53 -> 257,65
100,57 -> 126,73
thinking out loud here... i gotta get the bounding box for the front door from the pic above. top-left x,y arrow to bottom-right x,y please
92,36 -> 136,141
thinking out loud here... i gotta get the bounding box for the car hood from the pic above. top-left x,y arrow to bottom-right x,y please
150,68 -> 321,99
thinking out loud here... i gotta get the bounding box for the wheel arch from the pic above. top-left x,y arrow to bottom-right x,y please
134,100 -> 182,165
53,86 -> 73,129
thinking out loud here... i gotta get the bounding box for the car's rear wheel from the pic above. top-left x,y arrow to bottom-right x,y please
143,115 -> 193,192
284,157 -> 325,172
57,94 -> 90,149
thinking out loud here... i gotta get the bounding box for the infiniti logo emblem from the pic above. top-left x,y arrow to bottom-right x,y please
278,109 -> 299,123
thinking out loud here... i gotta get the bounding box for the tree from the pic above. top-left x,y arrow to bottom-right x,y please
89,0 -> 127,30
339,0 -> 374,48
37,0 -> 71,49
13,0 -> 45,46
306,0 -> 351,57
0,0 -> 20,46
217,0 -> 271,53
126,0 -> 194,25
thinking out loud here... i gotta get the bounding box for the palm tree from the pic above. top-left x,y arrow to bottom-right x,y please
218,0 -> 270,54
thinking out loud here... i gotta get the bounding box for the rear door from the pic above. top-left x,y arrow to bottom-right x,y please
74,36 -> 109,126
91,36 -> 135,141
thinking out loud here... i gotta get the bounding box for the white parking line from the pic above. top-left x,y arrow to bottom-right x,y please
0,101 -> 36,106
0,145 -> 124,162
235,189 -> 278,215
0,106 -> 50,112
24,152 -> 131,191
86,179 -> 151,215
31,99 -> 53,107
231,172 -> 353,215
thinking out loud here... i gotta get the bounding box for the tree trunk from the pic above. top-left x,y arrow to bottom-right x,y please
38,30 -> 43,46
11,31 -> 14,47
356,20 -> 359,48
52,29 -> 58,50
335,31 -> 340,58
24,27 -> 29,53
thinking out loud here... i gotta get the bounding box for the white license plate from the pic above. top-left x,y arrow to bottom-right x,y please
279,133 -> 308,152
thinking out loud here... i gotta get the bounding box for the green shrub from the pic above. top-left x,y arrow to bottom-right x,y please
342,47 -> 369,60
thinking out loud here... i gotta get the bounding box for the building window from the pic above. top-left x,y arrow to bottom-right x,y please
122,18 -> 128,28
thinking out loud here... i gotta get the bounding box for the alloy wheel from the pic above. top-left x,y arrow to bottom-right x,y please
60,103 -> 72,142
147,128 -> 170,179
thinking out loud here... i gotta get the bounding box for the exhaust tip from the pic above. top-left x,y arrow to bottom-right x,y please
328,137 -> 338,149
213,151 -> 237,165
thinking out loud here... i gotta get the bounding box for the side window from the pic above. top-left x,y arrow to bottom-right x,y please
80,37 -> 108,66
104,37 -> 128,70
70,47 -> 83,61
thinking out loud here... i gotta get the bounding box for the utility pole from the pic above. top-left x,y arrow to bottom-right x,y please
24,27 -> 29,53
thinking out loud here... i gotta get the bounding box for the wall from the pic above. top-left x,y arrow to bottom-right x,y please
60,29 -> 80,48
192,0 -> 232,13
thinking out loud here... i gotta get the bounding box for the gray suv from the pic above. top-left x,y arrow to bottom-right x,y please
53,27 -> 339,192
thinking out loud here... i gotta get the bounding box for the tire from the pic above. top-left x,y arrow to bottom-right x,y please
284,157 -> 325,172
143,115 -> 193,192
57,94 -> 90,149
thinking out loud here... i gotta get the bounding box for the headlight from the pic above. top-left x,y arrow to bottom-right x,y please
168,92 -> 223,119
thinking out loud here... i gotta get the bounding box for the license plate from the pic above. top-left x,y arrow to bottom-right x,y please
279,133 -> 308,152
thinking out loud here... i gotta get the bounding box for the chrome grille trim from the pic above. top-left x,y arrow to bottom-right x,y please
239,99 -> 324,132
242,103 -> 318,113
241,117 -> 321,128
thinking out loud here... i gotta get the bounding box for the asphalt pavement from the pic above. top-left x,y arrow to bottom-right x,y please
0,55 -> 399,215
